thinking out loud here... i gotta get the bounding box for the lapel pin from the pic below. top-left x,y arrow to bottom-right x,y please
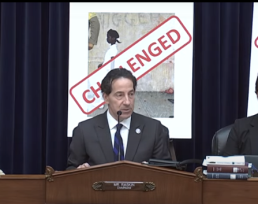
136,128 -> 141,134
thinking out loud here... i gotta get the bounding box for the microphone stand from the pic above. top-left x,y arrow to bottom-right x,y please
117,111 -> 122,161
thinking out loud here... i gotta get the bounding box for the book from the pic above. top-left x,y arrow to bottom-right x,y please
207,164 -> 248,173
203,155 -> 246,166
206,172 -> 249,180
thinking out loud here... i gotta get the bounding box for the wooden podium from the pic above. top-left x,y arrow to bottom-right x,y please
0,161 -> 202,204
1,160 -> 258,204
45,161 -> 202,204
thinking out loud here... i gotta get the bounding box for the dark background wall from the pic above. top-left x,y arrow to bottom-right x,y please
0,2 -> 254,174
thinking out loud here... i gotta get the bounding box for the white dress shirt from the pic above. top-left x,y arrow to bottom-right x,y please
106,110 -> 131,156
103,44 -> 118,73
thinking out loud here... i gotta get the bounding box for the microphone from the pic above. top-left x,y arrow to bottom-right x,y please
117,111 -> 122,161
117,110 -> 122,123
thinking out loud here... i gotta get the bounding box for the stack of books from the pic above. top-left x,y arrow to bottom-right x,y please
203,156 -> 254,180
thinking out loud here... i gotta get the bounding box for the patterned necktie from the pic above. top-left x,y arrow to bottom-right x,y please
113,123 -> 124,161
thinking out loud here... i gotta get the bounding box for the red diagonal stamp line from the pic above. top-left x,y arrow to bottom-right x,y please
255,36 -> 258,48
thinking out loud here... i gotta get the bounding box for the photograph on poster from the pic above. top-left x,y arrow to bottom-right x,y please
68,3 -> 193,139
87,12 -> 175,118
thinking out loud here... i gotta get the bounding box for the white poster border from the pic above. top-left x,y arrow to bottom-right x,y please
68,2 -> 194,139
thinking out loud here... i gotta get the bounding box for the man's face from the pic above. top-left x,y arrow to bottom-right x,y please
103,77 -> 135,121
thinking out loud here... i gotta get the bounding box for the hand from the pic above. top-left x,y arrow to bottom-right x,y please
98,63 -> 103,68
77,163 -> 90,169
88,43 -> 94,50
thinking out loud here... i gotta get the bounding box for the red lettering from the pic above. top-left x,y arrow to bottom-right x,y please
148,42 -> 162,57
90,82 -> 101,98
158,35 -> 171,50
82,81 -> 101,104
126,29 -> 180,73
135,50 -> 151,67
82,89 -> 95,103
127,58 -> 140,72
166,29 -> 180,44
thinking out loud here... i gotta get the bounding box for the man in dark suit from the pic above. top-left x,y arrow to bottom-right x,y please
223,75 -> 258,156
66,68 -> 172,170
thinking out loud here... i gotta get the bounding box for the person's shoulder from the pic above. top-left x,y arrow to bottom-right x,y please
77,112 -> 106,127
132,112 -> 161,124
233,113 -> 258,130
235,113 -> 258,124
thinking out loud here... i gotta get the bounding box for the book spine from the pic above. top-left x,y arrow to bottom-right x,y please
206,173 -> 249,180
207,162 -> 246,165
207,165 -> 248,173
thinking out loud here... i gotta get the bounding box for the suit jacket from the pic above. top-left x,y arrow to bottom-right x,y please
66,111 -> 172,170
223,113 -> 258,156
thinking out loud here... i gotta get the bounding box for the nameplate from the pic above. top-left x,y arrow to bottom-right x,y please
92,181 -> 155,191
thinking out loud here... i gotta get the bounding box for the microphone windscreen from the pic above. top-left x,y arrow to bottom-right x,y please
117,111 -> 122,116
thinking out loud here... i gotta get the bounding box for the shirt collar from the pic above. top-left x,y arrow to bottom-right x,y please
106,109 -> 131,130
